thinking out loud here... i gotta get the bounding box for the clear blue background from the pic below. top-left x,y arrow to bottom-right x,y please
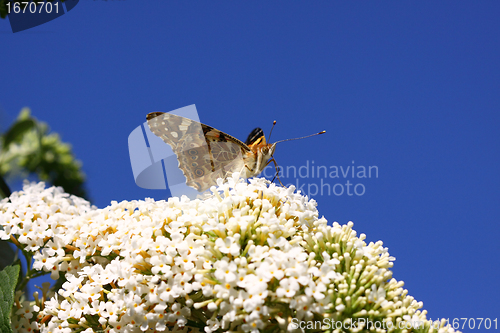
1,1 -> 499,330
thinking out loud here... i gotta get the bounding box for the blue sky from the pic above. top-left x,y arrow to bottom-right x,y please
1,1 -> 499,329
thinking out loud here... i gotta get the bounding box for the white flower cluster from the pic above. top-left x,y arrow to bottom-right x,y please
0,175 -> 460,333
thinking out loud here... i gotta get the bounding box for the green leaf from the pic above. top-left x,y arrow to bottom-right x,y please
0,241 -> 15,271
0,173 -> 11,199
2,119 -> 37,149
1,108 -> 89,200
0,264 -> 20,333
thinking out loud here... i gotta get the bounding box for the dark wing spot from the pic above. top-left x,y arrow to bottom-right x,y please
146,112 -> 164,121
245,128 -> 264,145
219,132 -> 228,142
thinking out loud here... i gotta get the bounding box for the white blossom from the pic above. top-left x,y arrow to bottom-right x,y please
1,175 -> 460,333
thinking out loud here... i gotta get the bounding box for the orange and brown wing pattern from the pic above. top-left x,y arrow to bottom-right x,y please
146,112 -> 250,192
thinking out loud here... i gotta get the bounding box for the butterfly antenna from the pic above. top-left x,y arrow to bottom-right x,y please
274,130 -> 326,144
268,120 -> 277,142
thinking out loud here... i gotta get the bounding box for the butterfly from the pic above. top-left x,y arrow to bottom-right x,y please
146,112 -> 325,192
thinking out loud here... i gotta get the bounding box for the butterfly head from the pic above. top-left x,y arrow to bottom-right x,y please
244,127 -> 277,175
260,141 -> 277,159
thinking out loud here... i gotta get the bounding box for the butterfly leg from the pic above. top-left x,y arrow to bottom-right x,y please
270,166 -> 281,183
266,158 -> 285,187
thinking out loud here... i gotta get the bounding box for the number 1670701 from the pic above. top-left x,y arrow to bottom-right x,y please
6,2 -> 59,14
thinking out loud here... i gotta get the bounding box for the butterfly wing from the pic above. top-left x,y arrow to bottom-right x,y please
147,112 -> 251,192
245,127 -> 265,145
